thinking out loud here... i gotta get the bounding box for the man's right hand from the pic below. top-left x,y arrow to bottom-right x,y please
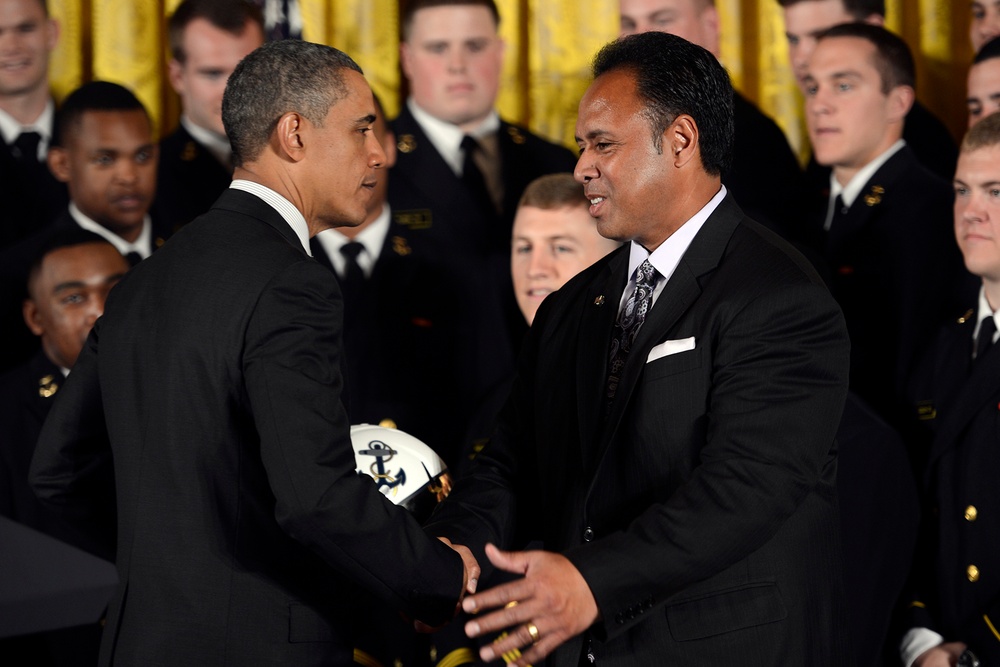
914,642 -> 969,667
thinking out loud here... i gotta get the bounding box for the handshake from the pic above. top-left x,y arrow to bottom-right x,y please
420,540 -> 599,667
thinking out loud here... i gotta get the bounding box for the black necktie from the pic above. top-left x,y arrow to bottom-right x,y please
825,194 -> 847,231
606,259 -> 660,404
339,242 -> 365,311
12,131 -> 41,164
461,135 -> 495,217
976,316 -> 996,361
124,251 -> 143,268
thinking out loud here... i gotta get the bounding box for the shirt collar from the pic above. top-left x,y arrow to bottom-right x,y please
180,116 -> 232,168
0,99 -> 55,157
830,139 -> 906,209
406,98 -> 500,175
626,185 -> 727,283
976,285 -> 1000,345
314,204 -> 391,278
229,179 -> 311,255
68,202 -> 153,258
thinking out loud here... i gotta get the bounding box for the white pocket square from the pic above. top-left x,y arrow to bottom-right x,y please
647,337 -> 696,363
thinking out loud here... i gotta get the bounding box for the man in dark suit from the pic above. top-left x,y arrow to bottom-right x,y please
29,40 -> 478,666
778,0 -> 958,191
392,0 -> 578,367
0,81 -> 166,373
155,0 -> 264,233
425,31 -> 852,666
619,0 -> 808,237
900,111 -> 1000,667
0,229 -> 126,666
0,0 -> 68,248
802,23 -> 968,424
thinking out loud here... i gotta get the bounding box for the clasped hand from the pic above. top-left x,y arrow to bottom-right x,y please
461,543 -> 599,665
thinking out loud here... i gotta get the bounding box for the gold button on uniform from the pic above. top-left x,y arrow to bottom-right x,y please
968,565 -> 980,582
965,505 -> 978,522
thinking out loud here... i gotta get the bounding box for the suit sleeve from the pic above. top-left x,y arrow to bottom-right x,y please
29,320 -> 117,554
243,259 -> 465,626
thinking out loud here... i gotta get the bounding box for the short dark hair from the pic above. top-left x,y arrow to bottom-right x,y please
974,35 -> 1000,65
168,0 -> 263,64
53,81 -> 149,148
775,0 -> 884,20
816,22 -> 914,93
963,108 -> 1000,152
518,173 -> 588,211
591,32 -> 734,176
401,0 -> 499,41
26,229 -> 118,297
222,39 -> 363,167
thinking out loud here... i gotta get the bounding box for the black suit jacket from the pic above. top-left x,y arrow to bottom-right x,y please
29,189 -> 465,666
904,306 -> 1000,662
154,123 -> 232,234
0,122 -> 68,249
389,106 -> 578,365
725,92 -> 807,237
808,145 -> 967,424
428,194 -> 853,665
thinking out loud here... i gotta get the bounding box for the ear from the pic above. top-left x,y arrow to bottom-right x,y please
167,58 -> 185,94
47,147 -> 71,183
668,115 -> 699,169
887,85 -> 915,123
701,6 -> 721,55
400,42 -> 414,80
274,112 -> 306,161
864,13 -> 885,27
23,299 -> 43,337
46,17 -> 59,52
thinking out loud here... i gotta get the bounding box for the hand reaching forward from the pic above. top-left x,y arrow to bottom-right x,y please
462,543 -> 599,665
914,642 -> 969,667
414,538 -> 481,633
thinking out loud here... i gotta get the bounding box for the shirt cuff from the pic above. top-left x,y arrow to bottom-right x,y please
900,627 -> 945,667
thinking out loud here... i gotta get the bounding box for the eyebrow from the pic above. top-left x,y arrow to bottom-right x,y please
355,114 -> 376,126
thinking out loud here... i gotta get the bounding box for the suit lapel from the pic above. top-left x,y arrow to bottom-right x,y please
576,249 -> 629,455
930,325 -> 1000,466
594,195 -> 744,468
826,146 -> 910,256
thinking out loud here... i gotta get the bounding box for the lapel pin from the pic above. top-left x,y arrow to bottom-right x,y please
594,295 -> 605,306
958,308 -> 975,324
397,134 -> 417,153
38,374 -> 58,398
864,185 -> 884,207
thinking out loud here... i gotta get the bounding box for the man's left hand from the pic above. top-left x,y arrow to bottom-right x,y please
462,543 -> 599,665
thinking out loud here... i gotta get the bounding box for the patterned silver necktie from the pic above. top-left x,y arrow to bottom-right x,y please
606,259 -> 660,402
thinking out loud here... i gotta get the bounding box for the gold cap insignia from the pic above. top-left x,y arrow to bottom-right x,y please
392,235 -> 412,256
507,126 -> 526,145
864,185 -> 884,207
38,374 -> 59,398
397,134 -> 417,153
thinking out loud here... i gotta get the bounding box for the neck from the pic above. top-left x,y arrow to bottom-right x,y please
0,88 -> 49,126
985,280 -> 1000,314
641,176 -> 720,252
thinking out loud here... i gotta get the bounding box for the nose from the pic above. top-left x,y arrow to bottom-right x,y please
447,47 -> 466,73
368,132 -> 386,169
960,193 -> 986,225
115,158 -> 138,184
526,248 -> 554,278
574,154 -> 595,183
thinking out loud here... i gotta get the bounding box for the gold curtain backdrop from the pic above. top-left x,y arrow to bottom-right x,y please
48,0 -> 971,161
